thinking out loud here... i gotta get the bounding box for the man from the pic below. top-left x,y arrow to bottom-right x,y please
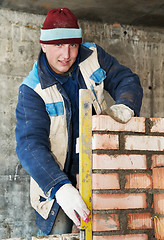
15,8 -> 143,236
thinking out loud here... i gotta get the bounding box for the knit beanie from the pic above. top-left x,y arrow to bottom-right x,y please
40,8 -> 82,44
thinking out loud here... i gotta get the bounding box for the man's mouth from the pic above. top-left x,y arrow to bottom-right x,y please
59,60 -> 70,64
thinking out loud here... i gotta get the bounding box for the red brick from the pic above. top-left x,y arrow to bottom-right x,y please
92,213 -> 120,231
125,173 -> 152,189
150,118 -> 164,133
93,154 -> 147,170
92,133 -> 119,150
92,115 -> 145,132
153,168 -> 164,189
154,193 -> 164,214
92,193 -> 147,210
151,155 -> 164,168
127,212 -> 153,229
154,216 -> 164,239
92,173 -> 120,190
93,234 -> 148,240
125,135 -> 164,151
113,23 -> 121,27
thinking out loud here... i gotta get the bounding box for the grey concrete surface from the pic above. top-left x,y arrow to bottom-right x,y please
0,5 -> 164,240
32,233 -> 79,239
0,0 -> 164,28
0,234 -> 79,240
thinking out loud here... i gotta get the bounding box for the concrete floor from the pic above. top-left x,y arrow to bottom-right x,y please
1,0 -> 164,28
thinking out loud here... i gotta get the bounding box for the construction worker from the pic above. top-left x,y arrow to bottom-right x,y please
15,8 -> 143,236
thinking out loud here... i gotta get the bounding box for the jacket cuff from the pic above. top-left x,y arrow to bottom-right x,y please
48,179 -> 71,200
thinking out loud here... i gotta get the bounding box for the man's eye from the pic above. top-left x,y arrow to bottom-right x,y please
70,44 -> 76,47
55,44 -> 62,47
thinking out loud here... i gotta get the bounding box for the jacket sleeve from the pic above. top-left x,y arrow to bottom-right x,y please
15,84 -> 71,195
96,44 -> 143,116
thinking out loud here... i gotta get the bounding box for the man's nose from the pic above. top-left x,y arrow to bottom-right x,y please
63,45 -> 70,59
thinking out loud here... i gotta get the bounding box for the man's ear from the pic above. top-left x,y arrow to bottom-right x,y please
41,43 -> 46,53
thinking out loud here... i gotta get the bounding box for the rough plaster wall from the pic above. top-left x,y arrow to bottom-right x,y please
0,9 -> 42,240
80,21 -> 164,118
0,8 -> 164,239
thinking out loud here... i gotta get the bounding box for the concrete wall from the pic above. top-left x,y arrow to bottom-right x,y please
0,9 -> 43,240
80,22 -> 164,118
1,234 -> 79,240
0,8 -> 164,240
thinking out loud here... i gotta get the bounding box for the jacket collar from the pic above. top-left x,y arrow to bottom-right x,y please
37,44 -> 93,89
79,43 -> 93,62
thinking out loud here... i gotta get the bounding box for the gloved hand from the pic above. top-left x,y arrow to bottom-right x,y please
55,183 -> 90,227
109,104 -> 134,123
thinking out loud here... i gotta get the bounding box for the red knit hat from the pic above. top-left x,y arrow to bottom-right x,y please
40,8 -> 82,44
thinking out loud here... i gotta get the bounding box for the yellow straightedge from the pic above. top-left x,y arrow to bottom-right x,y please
79,89 -> 92,240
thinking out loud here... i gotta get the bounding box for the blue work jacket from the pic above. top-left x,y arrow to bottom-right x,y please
15,43 -> 143,234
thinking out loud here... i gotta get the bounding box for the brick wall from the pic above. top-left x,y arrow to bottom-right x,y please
92,115 -> 164,239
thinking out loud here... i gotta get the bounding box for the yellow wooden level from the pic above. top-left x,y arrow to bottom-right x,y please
79,89 -> 92,240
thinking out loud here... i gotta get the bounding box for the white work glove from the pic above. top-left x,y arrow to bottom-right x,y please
55,183 -> 90,226
109,104 -> 134,123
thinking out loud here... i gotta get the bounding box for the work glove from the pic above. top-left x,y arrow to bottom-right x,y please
55,183 -> 90,227
109,104 -> 134,123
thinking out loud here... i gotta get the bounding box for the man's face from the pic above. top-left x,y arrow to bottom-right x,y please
41,43 -> 79,75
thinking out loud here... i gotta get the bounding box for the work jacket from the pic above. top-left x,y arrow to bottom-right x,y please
15,42 -> 143,234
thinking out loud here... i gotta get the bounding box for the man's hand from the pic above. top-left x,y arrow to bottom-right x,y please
109,104 -> 134,123
55,184 -> 90,227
